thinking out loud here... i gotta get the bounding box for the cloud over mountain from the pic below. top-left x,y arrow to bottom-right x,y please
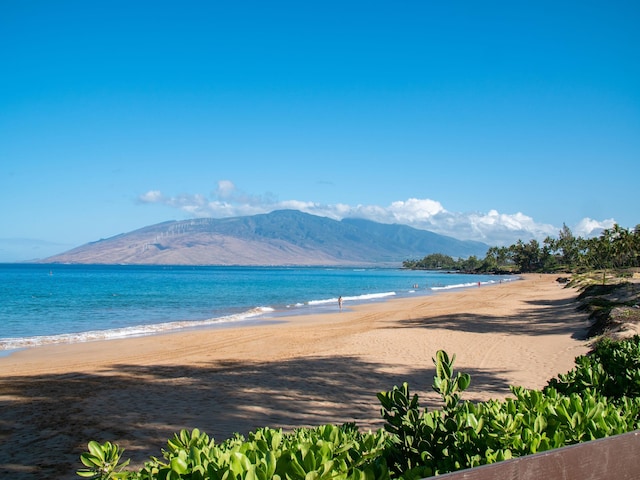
138,180 -> 616,247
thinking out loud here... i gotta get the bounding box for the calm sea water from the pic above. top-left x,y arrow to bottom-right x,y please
0,264 -> 515,350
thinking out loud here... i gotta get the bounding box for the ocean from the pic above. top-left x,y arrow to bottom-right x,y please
0,264 -> 515,351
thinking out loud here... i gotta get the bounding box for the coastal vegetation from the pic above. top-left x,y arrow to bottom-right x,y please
403,223 -> 640,274
404,223 -> 640,343
78,338 -> 640,479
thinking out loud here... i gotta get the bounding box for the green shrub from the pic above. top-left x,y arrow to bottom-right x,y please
547,335 -> 640,400
77,440 -> 130,479
78,424 -> 388,480
376,343 -> 640,478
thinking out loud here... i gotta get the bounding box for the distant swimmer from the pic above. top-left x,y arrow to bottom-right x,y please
338,296 -> 343,310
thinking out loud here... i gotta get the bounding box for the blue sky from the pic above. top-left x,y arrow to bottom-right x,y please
1,1 -> 639,262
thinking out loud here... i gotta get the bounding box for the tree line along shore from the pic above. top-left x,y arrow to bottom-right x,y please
405,223 -> 640,342
404,223 -> 640,275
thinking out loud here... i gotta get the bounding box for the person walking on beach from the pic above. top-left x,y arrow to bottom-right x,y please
338,296 -> 343,310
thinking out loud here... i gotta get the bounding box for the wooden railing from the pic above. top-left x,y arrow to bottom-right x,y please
431,430 -> 640,480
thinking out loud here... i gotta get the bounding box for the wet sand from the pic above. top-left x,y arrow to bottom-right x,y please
0,274 -> 590,478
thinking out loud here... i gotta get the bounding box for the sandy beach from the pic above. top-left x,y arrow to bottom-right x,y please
0,274 -> 591,479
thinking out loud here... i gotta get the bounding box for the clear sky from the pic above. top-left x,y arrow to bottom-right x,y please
1,1 -> 639,262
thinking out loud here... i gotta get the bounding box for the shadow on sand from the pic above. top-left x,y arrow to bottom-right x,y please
1,353 -> 513,479
389,295 -> 588,340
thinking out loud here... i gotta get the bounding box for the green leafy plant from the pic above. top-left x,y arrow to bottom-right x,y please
377,344 -> 640,478
77,440 -> 130,479
377,350 -> 479,477
547,335 -> 640,400
79,425 -> 389,480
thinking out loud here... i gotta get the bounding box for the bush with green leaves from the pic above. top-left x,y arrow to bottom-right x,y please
376,342 -> 640,478
78,440 -> 130,479
77,424 -> 388,480
376,350 -> 476,478
547,335 -> 640,400
78,339 -> 640,480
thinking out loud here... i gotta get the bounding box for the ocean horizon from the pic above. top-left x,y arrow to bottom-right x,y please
0,263 -> 516,352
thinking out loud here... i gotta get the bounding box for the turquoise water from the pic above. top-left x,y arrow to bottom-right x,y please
0,264 -> 515,350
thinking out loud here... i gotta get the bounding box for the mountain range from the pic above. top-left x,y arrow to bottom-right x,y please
41,210 -> 490,266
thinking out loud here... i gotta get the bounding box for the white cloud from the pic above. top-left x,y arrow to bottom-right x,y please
138,190 -> 164,203
574,217 -> 616,238
389,198 -> 446,220
215,180 -> 236,199
137,183 -> 615,247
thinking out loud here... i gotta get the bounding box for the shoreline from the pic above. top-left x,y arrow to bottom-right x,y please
0,274 -> 591,479
0,274 -> 514,356
0,277 -> 514,365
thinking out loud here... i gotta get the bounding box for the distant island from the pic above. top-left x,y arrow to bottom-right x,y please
40,210 -> 489,266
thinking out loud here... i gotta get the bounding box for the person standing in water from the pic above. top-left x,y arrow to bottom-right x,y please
338,296 -> 343,310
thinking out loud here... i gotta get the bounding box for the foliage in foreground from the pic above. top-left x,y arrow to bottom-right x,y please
378,346 -> 640,479
548,335 -> 640,401
78,338 -> 640,480
78,424 -> 388,480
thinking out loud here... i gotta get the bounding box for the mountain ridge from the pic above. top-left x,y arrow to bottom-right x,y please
41,210 -> 489,266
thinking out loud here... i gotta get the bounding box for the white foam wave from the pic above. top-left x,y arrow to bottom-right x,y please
431,282 -> 481,290
0,306 -> 274,350
430,278 -> 514,291
306,291 -> 396,306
